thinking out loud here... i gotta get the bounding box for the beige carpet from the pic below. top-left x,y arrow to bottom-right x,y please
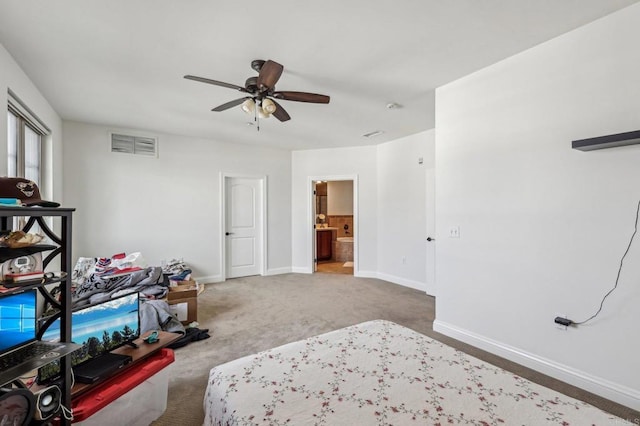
151,273 -> 639,425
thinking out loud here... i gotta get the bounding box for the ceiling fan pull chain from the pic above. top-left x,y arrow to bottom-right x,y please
255,100 -> 259,132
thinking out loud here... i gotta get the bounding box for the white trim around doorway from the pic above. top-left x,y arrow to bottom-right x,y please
307,175 -> 359,276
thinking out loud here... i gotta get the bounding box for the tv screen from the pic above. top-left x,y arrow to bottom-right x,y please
39,292 -> 140,383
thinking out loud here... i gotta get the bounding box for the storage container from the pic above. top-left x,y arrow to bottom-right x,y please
72,348 -> 174,425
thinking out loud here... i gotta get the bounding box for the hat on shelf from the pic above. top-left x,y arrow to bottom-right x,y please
0,177 -> 60,207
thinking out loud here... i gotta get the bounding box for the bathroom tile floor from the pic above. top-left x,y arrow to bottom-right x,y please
316,261 -> 353,275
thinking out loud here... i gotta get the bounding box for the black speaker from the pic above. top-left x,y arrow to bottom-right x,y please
33,385 -> 62,421
0,387 -> 35,426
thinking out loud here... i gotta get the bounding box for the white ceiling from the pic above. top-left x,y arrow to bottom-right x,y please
0,0 -> 638,150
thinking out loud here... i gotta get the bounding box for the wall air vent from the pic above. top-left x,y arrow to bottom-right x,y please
572,130 -> 640,151
111,133 -> 157,157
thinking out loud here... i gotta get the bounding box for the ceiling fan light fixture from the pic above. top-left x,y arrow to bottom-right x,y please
241,98 -> 255,114
258,107 -> 271,119
262,98 -> 277,114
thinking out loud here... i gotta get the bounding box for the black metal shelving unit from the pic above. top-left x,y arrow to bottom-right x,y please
1,207 -> 75,425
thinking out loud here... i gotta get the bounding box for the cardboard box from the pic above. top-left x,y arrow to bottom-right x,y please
168,279 -> 198,296
167,280 -> 198,324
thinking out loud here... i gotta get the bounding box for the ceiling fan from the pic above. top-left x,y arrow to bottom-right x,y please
184,59 -> 330,127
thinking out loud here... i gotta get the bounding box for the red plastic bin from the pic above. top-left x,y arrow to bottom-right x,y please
69,348 -> 175,423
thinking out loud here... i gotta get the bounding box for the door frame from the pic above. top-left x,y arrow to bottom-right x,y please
220,173 -> 268,280
308,174 -> 358,275
425,167 -> 436,296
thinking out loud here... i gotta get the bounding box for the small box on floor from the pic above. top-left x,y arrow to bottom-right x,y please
167,280 -> 198,324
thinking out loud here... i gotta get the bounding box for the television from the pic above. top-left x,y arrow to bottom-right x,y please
38,292 -> 140,383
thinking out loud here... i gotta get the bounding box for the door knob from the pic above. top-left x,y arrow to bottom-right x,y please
427,237 -> 435,242
225,232 -> 234,236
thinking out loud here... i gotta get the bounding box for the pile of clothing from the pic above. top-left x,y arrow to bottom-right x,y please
69,253 -> 210,346
71,253 -> 167,307
161,258 -> 192,283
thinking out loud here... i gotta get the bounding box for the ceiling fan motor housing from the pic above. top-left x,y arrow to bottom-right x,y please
245,77 -> 258,93
251,59 -> 265,73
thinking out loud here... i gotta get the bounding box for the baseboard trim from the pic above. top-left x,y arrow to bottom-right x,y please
433,320 -> 640,411
291,267 -> 312,274
355,270 -> 378,279
194,274 -> 223,284
265,267 -> 292,276
354,271 -> 426,292
196,269 -> 291,282
376,272 -> 426,292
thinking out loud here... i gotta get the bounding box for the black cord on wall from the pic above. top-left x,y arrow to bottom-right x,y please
572,198 -> 640,325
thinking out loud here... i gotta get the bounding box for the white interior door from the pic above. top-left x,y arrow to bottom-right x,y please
425,167 -> 436,296
225,177 -> 263,278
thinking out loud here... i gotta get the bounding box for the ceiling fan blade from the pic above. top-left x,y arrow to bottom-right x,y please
212,97 -> 251,112
270,100 -> 291,122
257,60 -> 284,91
184,75 -> 247,92
272,91 -> 330,104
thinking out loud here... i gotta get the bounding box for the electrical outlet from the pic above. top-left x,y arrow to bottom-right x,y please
449,226 -> 460,238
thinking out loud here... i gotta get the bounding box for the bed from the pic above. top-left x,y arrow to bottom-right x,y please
204,320 -> 630,425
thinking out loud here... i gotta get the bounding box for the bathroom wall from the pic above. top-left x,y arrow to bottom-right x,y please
327,181 -> 353,215
328,216 -> 353,238
327,180 -> 354,238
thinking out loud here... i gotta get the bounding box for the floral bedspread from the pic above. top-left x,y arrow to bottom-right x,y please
203,320 -> 631,425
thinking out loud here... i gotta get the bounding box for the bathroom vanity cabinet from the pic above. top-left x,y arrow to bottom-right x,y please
316,229 -> 333,261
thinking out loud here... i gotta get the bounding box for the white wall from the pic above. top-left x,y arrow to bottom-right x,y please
291,130 -> 435,290
377,131 -> 434,292
327,180 -> 353,215
291,146 -> 377,275
434,4 -> 640,409
63,121 -> 292,282
0,43 -> 63,202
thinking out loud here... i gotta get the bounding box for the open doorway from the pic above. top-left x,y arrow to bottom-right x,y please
313,179 -> 355,275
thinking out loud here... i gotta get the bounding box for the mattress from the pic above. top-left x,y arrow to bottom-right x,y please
203,320 -> 630,425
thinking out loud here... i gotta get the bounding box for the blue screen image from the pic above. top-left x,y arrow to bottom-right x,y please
42,292 -> 139,347
0,290 -> 37,353
38,292 -> 140,382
